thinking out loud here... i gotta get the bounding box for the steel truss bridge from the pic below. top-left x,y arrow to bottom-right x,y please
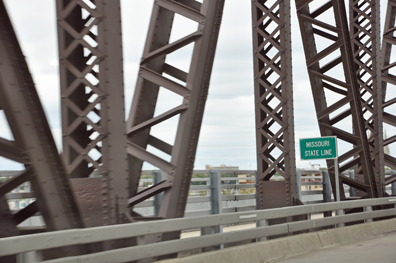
1,0 -> 396,262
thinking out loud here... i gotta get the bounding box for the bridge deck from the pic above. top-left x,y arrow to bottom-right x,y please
274,231 -> 396,263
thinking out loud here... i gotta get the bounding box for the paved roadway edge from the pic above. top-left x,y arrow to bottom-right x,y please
157,218 -> 396,263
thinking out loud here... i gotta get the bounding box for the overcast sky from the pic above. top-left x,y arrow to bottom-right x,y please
0,1 -> 391,171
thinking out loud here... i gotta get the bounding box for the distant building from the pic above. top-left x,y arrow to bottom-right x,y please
205,164 -> 239,170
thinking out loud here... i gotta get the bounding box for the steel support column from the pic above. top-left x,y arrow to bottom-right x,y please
251,0 -> 297,209
295,0 -> 380,199
0,0 -> 84,238
0,195 -> 18,263
350,0 -> 384,197
381,0 -> 396,180
126,0 -> 225,247
56,0 -> 129,225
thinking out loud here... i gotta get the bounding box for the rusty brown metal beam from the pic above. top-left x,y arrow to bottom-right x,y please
0,170 -> 30,197
126,0 -> 225,254
385,173 -> 396,185
294,0 -> 380,199
0,195 -> 18,263
56,0 -> 129,225
350,0 -> 384,197
0,0 -> 85,238
251,0 -> 297,208
381,0 -> 396,177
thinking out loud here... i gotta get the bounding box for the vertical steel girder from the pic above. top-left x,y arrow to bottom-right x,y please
350,0 -> 384,196
381,0 -> 396,188
251,0 -> 297,208
126,0 -> 225,229
0,0 -> 84,233
56,0 -> 129,225
295,0 -> 380,198
0,195 -> 18,262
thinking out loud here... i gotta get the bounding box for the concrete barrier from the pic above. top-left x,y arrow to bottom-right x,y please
157,218 -> 396,263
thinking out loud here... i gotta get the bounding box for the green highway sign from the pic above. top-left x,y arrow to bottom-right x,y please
300,136 -> 337,160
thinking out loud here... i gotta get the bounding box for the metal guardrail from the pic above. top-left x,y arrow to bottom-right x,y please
1,197 -> 395,262
3,169 -> 395,220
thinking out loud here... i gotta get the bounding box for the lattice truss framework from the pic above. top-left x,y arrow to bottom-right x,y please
252,0 -> 297,208
126,0 -> 225,227
381,0 -> 396,187
0,0 -> 84,240
350,0 -> 384,196
295,0 -> 380,199
57,0 -> 129,225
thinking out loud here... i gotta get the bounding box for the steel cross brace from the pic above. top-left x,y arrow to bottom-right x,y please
251,0 -> 298,209
294,0 -> 380,199
56,0 -> 129,225
350,0 -> 384,197
0,0 -> 88,257
381,0 -> 396,185
125,0 -> 225,254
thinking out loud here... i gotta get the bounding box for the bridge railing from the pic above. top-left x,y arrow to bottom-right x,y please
134,169 -> 258,217
137,169 -> 396,216
136,169 -> 328,217
1,169 -> 395,225
0,197 -> 395,262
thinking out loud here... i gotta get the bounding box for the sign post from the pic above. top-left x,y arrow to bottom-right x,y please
300,136 -> 340,202
334,158 -> 340,202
